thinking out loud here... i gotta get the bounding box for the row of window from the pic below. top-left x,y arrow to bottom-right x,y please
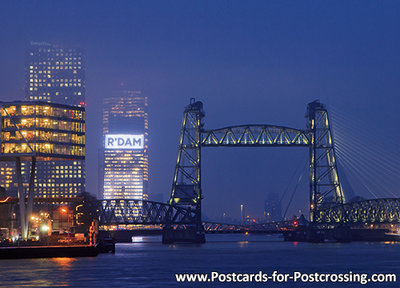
32,48 -> 81,54
29,66 -> 82,72
2,131 -> 84,145
1,143 -> 84,156
103,192 -> 145,195
28,92 -> 83,96
37,182 -> 82,187
2,105 -> 84,119
29,78 -> 82,82
29,87 -> 84,92
29,81 -> 82,86
2,118 -> 85,132
30,60 -> 82,66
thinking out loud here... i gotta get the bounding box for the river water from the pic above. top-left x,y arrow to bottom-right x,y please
0,234 -> 399,287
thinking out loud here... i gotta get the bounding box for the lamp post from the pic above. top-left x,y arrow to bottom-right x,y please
60,207 -> 71,245
240,204 -> 244,224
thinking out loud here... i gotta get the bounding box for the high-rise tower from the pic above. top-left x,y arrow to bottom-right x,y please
102,90 -> 148,200
25,41 -> 85,105
1,42 -> 87,198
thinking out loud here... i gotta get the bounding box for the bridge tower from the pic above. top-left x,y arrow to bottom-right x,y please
164,98 -> 205,243
307,100 -> 344,222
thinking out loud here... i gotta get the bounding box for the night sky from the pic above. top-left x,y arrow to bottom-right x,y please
1,1 -> 400,220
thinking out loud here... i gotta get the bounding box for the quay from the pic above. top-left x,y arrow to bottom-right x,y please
0,245 -> 98,259
282,224 -> 400,243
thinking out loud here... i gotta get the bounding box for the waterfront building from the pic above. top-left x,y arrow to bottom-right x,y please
102,90 -> 148,200
0,101 -> 85,197
5,42 -> 87,197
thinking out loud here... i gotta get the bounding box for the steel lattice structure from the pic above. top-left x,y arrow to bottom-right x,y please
314,198 -> 400,224
168,99 -> 205,236
307,101 -> 345,221
85,198 -> 400,227
170,100 -> 204,207
97,199 -> 196,226
96,100 -> 400,232
167,99 -> 346,233
201,125 -> 309,147
203,221 -> 280,233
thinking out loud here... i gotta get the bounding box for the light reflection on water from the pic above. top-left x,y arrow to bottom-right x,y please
131,236 -> 144,243
0,234 -> 399,287
52,257 -> 77,270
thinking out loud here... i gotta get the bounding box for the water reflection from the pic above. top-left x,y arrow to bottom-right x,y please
1,235 -> 399,287
132,236 -> 144,243
238,240 -> 249,247
52,257 -> 76,270
49,258 -> 76,287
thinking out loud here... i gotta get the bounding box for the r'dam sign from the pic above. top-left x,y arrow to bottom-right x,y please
105,134 -> 144,150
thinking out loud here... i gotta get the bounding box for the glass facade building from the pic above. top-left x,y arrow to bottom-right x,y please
102,90 -> 148,200
2,42 -> 87,198
0,101 -> 85,197
25,42 -> 85,105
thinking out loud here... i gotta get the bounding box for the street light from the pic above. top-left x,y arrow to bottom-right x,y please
60,207 -> 69,233
240,204 -> 245,224
60,207 -> 71,244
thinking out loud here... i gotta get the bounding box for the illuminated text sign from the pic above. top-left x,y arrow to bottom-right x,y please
105,134 -> 144,150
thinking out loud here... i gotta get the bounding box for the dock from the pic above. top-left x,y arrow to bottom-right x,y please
0,245 -> 99,259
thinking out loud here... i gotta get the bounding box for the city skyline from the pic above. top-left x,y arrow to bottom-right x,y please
1,1 -> 400,219
1,2 -> 400,287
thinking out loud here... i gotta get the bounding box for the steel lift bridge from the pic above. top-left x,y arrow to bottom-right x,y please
97,99 -> 400,243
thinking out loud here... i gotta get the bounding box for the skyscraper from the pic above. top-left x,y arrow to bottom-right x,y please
0,42 -> 87,198
102,90 -> 148,200
25,41 -> 85,105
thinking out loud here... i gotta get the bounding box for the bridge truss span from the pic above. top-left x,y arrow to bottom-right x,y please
203,221 -> 281,233
97,199 -> 197,226
314,198 -> 400,224
201,125 -> 310,147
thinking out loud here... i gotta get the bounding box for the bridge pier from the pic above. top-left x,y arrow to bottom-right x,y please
162,226 -> 205,244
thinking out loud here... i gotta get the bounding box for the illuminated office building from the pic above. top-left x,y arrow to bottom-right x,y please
4,42 -> 87,197
0,102 -> 85,197
102,90 -> 148,200
0,163 -> 13,191
25,42 -> 85,105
